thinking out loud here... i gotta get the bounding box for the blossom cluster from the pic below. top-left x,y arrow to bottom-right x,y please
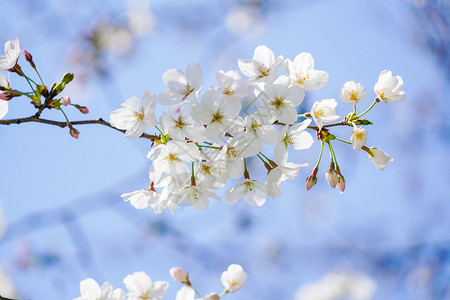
73,264 -> 247,300
111,45 -> 405,213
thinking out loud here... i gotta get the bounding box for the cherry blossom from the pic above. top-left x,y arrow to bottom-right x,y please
238,45 -> 283,84
121,188 -> 164,213
215,70 -> 248,99
310,98 -> 340,131
160,105 -> 206,143
284,52 -> 329,91
273,119 -> 314,164
367,147 -> 393,170
350,126 -> 367,151
339,81 -> 366,105
110,90 -> 157,139
220,264 -> 247,293
74,278 -> 125,300
158,63 -> 202,106
226,179 -> 267,207
123,271 -> 169,300
190,90 -> 244,143
0,38 -> 20,70
254,75 -> 305,125
266,161 -> 307,198
374,70 -> 406,103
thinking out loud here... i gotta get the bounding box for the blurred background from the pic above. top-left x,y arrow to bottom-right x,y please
0,0 -> 449,299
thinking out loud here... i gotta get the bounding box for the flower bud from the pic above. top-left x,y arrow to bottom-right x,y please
60,96 -> 71,107
23,50 -> 35,68
305,174 -> 317,191
169,267 -> 189,283
204,293 -> 220,300
337,175 -> 345,193
61,72 -> 74,85
325,169 -> 338,188
70,127 -> 80,139
74,104 -> 89,114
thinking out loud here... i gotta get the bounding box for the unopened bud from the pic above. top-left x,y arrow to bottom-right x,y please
74,104 -> 89,114
204,293 -> 220,300
325,169 -> 338,188
305,174 -> 317,191
70,127 -> 80,139
60,96 -> 71,106
169,267 -> 189,283
61,72 -> 74,84
23,50 -> 35,68
337,175 -> 345,193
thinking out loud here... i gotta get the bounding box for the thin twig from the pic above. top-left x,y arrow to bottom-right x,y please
0,116 -> 160,140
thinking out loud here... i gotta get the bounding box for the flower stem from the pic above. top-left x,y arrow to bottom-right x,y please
33,67 -> 45,86
335,137 -> 352,145
314,141 -> 324,170
59,107 -> 71,126
357,98 -> 378,118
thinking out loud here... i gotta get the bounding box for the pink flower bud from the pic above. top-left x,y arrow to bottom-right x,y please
70,127 -> 80,139
23,50 -> 35,68
60,96 -> 71,106
337,175 -> 345,193
305,174 -> 317,191
80,106 -> 89,114
325,169 -> 338,188
169,267 -> 189,283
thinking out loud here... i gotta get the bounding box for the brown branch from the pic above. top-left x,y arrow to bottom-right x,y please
273,120 -> 350,131
0,116 -> 160,140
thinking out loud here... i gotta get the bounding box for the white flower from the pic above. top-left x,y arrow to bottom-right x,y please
148,141 -> 200,187
169,267 -> 189,283
368,147 -> 393,170
266,161 -> 306,198
121,188 -> 165,214
0,39 -> 20,70
339,81 -> 366,105
110,90 -> 158,139
194,151 -> 229,190
158,63 -> 202,106
254,75 -> 305,125
160,105 -> 206,143
221,264 -> 247,293
284,52 -> 329,91
74,278 -> 125,300
215,70 -> 248,99
190,90 -> 244,143
350,126 -> 367,151
175,286 -> 196,300
238,45 -> 283,84
273,119 -> 314,164
310,99 -> 340,131
0,72 -> 9,119
123,271 -> 169,300
244,114 -> 279,145
374,70 -> 406,103
226,179 -> 267,207
167,184 -> 220,212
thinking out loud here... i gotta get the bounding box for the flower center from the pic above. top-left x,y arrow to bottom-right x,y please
201,164 -> 212,175
271,97 -> 285,109
134,109 -> 144,121
355,131 -> 365,140
257,64 -> 270,78
223,85 -> 235,95
180,83 -> 194,100
349,90 -> 358,101
296,73 -> 310,84
139,291 -> 149,300
166,153 -> 179,165
175,116 -> 189,128
251,121 -> 262,132
378,88 -> 386,100
314,109 -> 325,118
211,110 -> 224,123
243,181 -> 255,194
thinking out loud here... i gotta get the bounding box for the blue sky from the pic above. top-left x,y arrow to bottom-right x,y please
0,0 -> 449,299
